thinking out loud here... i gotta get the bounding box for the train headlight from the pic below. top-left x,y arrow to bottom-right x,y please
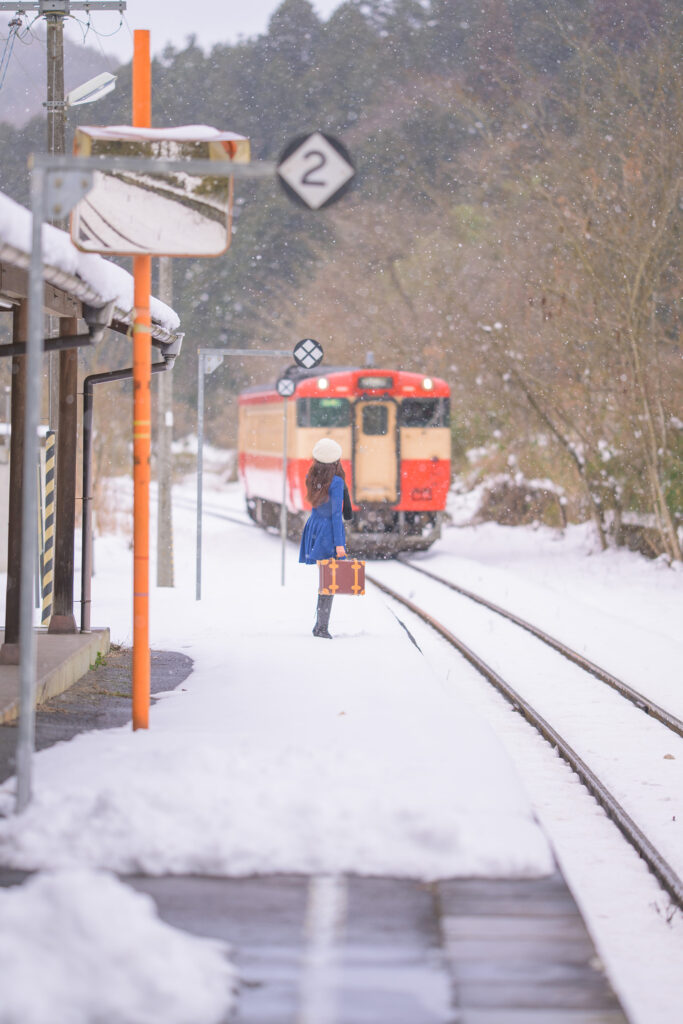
422,377 -> 434,391
317,377 -> 329,390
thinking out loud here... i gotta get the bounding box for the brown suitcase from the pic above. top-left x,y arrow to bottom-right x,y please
318,558 -> 366,596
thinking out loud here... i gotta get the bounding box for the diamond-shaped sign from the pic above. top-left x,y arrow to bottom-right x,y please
293,338 -> 324,369
276,377 -> 296,397
277,133 -> 355,210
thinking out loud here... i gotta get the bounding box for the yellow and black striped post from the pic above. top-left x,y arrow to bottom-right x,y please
36,458 -> 43,610
40,430 -> 56,625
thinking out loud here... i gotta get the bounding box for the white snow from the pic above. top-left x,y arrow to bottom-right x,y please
80,124 -> 247,143
0,869 -> 236,1024
399,602 -> 683,1024
0,478 -> 551,879
0,189 -> 179,331
0,470 -> 682,1022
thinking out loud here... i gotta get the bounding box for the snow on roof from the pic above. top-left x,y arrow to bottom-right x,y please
0,188 -> 180,333
80,124 -> 247,143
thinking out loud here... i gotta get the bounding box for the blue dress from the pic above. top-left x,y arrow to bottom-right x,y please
299,476 -> 346,564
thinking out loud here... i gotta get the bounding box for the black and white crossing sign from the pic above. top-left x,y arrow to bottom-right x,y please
293,338 -> 324,369
276,376 -> 296,397
277,132 -> 355,210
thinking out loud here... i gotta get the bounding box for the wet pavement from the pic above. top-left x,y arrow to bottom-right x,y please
0,645 -> 193,784
439,875 -> 628,1023
121,874 -> 454,1023
0,865 -> 632,1022
122,872 -> 630,1024
125,872 -> 629,1023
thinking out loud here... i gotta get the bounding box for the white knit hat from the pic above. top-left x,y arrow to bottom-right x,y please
312,437 -> 342,464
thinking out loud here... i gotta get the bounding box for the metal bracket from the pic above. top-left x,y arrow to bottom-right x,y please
44,169 -> 94,221
202,353 -> 224,375
39,0 -> 69,12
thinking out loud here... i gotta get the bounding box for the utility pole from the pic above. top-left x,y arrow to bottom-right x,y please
0,2 -> 126,424
156,257 -> 174,587
45,0 -> 68,429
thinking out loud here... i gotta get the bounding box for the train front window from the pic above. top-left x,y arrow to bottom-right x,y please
297,397 -> 351,428
399,398 -> 450,428
362,404 -> 389,436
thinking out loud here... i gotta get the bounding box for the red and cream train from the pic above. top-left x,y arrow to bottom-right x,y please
237,367 -> 451,556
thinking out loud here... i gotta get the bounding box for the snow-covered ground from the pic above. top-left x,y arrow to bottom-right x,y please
0,477 -> 553,879
0,473 -> 682,1023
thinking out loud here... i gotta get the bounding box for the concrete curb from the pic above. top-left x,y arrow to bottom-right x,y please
0,628 -> 110,724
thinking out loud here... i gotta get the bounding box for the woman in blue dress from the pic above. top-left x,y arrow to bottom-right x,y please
299,437 -> 347,638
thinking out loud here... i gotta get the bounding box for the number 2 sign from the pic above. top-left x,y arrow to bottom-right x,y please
277,132 -> 355,210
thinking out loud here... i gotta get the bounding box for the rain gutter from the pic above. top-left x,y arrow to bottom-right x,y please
0,241 -> 179,344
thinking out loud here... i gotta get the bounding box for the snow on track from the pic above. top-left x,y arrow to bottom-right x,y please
369,558 -> 683,881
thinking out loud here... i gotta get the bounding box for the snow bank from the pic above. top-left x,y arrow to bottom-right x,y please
0,870 -> 236,1024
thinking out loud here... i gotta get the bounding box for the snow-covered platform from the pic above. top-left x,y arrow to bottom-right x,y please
0,533 -> 552,880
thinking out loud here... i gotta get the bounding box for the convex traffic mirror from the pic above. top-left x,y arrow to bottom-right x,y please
71,126 -> 251,256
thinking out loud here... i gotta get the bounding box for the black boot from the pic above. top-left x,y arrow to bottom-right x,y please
313,595 -> 333,638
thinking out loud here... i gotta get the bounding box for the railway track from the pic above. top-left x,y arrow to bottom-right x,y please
397,557 -> 683,738
367,565 -> 683,912
173,493 -> 257,530
186,497 -> 683,910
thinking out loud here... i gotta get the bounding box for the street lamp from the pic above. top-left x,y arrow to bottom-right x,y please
66,71 -> 116,107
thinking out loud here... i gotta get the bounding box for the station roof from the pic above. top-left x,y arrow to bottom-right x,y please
0,188 -> 181,344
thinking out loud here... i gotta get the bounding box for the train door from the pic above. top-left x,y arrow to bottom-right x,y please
353,400 -> 399,503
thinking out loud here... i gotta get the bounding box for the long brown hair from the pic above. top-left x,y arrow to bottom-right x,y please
306,460 -> 346,507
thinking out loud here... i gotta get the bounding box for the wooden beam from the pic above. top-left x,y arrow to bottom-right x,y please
43,284 -> 81,319
48,320 -> 78,634
0,303 -> 27,663
0,262 -> 82,318
0,262 -> 27,301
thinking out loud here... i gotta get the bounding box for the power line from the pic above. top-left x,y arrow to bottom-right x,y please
0,15 -> 22,91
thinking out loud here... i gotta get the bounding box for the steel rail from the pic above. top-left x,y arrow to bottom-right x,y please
171,495 -> 256,530
398,558 -> 683,739
368,572 -> 683,912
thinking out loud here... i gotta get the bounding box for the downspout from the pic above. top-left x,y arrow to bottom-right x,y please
80,357 -> 173,633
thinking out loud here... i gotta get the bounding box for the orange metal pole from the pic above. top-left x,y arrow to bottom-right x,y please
132,30 -> 151,730
133,30 -> 151,127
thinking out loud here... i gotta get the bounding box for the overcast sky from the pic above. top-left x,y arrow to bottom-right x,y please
63,0 -> 343,63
